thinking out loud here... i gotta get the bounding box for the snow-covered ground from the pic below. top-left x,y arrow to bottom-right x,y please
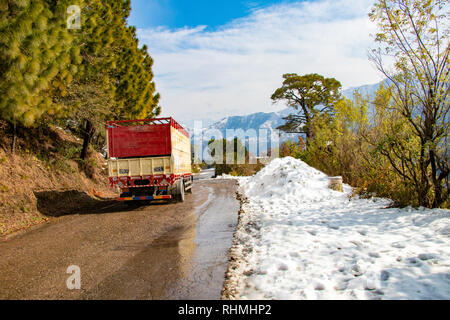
223,157 -> 450,300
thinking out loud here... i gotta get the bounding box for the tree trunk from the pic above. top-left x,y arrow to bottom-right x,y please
416,141 -> 430,207
81,119 -> 95,160
430,149 -> 445,208
306,128 -> 314,141
11,122 -> 17,154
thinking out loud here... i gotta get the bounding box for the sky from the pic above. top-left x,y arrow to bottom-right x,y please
129,0 -> 385,126
129,0 -> 302,29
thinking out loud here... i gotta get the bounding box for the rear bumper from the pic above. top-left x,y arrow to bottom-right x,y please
117,195 -> 172,201
109,173 -> 192,189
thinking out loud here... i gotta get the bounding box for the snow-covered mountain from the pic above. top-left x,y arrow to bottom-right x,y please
190,80 -> 387,135
202,108 -> 293,132
343,79 -> 391,100
187,108 -> 299,157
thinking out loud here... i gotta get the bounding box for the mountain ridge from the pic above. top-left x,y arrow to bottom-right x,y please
186,79 -> 387,136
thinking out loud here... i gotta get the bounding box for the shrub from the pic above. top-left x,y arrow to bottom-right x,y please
301,87 -> 441,208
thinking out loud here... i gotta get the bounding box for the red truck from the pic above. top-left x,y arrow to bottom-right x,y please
106,118 -> 193,202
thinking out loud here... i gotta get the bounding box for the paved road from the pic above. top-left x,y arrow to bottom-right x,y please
0,179 -> 238,300
194,168 -> 216,180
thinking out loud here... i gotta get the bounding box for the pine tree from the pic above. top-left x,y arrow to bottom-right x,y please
0,0 -> 78,127
60,0 -> 160,158
271,73 -> 342,140
109,1 -> 161,120
1,0 -> 161,156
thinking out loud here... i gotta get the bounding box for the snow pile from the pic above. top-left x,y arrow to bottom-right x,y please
229,157 -> 450,300
245,157 -> 344,203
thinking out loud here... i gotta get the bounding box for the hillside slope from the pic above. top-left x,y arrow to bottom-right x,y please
0,122 -> 117,236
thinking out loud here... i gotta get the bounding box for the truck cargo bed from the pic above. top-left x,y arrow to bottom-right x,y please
108,156 -> 172,177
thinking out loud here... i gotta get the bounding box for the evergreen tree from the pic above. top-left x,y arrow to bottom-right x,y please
1,0 -> 161,156
60,0 -> 161,157
0,0 -> 78,127
271,73 -> 342,140
109,1 -> 160,120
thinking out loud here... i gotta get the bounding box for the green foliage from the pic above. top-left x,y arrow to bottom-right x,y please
207,138 -> 264,176
0,0 -> 76,126
59,144 -> 82,160
199,161 -> 210,170
0,184 -> 8,193
279,138 -> 306,159
303,84 -> 448,208
191,165 -> 201,174
0,0 -> 161,155
192,159 -> 212,173
271,73 -> 342,139
299,0 -> 449,208
369,0 -> 449,208
37,150 -> 50,163
60,0 -> 161,147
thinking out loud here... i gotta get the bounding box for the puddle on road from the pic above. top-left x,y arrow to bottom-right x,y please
164,189 -> 239,299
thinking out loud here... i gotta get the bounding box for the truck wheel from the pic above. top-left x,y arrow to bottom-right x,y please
186,176 -> 193,194
176,179 -> 185,202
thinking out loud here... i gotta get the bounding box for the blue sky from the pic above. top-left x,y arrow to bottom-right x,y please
130,0 -> 384,127
129,0 -> 300,30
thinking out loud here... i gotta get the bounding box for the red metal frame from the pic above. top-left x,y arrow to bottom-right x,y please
109,173 -> 192,189
107,117 -> 190,138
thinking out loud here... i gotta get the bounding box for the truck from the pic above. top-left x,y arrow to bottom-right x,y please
106,118 -> 193,202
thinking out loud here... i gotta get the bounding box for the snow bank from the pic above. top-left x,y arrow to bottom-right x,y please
228,157 -> 450,300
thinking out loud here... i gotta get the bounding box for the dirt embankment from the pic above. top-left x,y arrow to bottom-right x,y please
0,121 -> 117,237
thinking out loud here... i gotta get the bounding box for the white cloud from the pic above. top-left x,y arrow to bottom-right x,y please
137,0 -> 385,126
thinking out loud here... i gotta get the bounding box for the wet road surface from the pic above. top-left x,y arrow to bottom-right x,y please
0,179 -> 238,300
194,168 -> 216,180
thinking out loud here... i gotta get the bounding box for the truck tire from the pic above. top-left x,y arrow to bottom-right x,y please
186,176 -> 193,194
176,179 -> 185,202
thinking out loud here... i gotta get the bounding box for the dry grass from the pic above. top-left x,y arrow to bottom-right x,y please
0,121 -> 116,236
